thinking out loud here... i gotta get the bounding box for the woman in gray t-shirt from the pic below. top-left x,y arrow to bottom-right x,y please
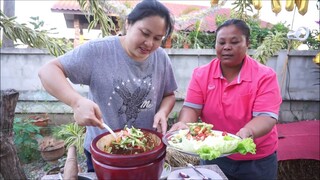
38,0 -> 177,172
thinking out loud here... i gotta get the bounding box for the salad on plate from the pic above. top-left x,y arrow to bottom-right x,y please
164,122 -> 256,160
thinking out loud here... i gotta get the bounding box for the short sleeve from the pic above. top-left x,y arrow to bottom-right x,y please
59,41 -> 95,85
185,68 -> 205,106
163,53 -> 178,95
253,70 -> 282,117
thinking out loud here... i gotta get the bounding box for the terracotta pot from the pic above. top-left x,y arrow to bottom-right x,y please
32,118 -> 49,127
29,114 -> 50,127
164,37 -> 172,48
90,128 -> 166,180
183,43 -> 190,49
39,137 -> 65,162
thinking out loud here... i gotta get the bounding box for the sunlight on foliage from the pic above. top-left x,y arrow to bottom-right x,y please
0,12 -> 71,57
253,31 -> 287,64
54,123 -> 86,155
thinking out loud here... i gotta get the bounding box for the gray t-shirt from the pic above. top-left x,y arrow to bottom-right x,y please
59,36 -> 177,151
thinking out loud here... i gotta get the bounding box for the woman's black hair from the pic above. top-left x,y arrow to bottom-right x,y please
127,0 -> 174,39
215,19 -> 250,43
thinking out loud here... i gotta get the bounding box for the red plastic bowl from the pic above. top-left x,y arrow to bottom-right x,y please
90,128 -> 167,180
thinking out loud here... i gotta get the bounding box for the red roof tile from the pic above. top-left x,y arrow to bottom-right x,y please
51,0 -> 269,32
51,0 -> 82,13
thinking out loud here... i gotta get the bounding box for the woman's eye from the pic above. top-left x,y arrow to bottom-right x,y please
141,31 -> 149,37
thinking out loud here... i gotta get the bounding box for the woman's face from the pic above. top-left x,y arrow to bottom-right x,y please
124,16 -> 166,61
215,24 -> 249,67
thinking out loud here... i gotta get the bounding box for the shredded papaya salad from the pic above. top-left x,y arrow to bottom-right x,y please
168,122 -> 256,160
104,126 -> 155,155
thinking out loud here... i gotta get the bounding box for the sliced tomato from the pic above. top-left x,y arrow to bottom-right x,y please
200,128 -> 207,134
193,126 -> 201,133
187,133 -> 192,140
222,131 -> 228,136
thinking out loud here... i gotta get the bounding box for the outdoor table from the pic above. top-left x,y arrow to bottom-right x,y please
276,120 -> 320,161
41,164 -> 228,180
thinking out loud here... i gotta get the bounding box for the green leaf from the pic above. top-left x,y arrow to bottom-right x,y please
233,138 -> 256,155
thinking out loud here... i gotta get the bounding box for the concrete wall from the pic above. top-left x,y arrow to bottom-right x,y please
1,48 -> 319,123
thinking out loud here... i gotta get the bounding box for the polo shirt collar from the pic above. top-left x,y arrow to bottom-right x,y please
239,55 -> 252,83
213,55 -> 252,84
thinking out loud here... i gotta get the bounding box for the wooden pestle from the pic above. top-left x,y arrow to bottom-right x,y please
63,145 -> 78,180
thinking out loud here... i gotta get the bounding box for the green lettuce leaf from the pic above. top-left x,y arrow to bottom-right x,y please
197,145 -> 221,160
196,138 -> 256,160
233,138 -> 256,155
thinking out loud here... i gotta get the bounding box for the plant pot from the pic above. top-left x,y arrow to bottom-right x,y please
29,114 -> 50,127
164,37 -> 172,48
90,128 -> 166,180
32,118 -> 49,127
39,137 -> 65,163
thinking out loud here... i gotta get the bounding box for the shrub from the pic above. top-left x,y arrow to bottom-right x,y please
13,118 -> 43,163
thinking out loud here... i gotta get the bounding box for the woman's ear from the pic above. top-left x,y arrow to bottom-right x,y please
246,40 -> 250,48
125,19 -> 130,30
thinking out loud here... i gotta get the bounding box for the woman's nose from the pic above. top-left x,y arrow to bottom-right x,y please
223,44 -> 231,50
144,38 -> 153,47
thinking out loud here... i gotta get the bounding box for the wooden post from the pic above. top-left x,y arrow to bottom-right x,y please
0,89 -> 27,179
63,146 -> 78,180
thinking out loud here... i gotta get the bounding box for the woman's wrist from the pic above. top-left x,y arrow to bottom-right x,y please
245,127 -> 254,138
239,127 -> 254,139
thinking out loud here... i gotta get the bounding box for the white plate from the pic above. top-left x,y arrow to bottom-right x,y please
162,130 -> 240,157
160,162 -> 171,180
167,168 -> 223,180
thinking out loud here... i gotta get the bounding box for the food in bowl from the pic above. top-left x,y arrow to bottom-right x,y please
164,122 -> 256,160
103,126 -> 156,155
91,127 -> 167,179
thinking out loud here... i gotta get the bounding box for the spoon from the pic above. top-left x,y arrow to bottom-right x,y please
187,163 -> 211,180
102,123 -> 118,139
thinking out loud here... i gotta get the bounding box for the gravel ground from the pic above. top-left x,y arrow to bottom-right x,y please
23,160 -> 48,180
23,155 -> 87,180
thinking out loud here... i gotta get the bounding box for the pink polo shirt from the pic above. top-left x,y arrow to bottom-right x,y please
184,55 -> 282,160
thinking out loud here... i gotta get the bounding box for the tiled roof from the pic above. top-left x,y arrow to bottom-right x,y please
51,0 -> 269,32
51,0 -> 82,14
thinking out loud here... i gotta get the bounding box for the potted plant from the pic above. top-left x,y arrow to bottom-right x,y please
171,31 -> 191,49
28,113 -> 50,127
52,123 -> 86,155
13,118 -> 43,163
38,136 -> 65,163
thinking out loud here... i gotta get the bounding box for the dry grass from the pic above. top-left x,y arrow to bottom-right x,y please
278,160 -> 320,180
165,149 -> 320,180
165,147 -> 199,167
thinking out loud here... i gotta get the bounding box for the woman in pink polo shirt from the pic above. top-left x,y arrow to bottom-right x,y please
170,19 -> 282,180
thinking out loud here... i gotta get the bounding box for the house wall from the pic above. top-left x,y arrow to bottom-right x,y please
1,48 -> 319,124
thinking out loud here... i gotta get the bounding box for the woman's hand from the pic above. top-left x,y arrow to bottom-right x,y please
153,111 -> 168,134
236,127 -> 254,139
72,97 -> 104,129
236,116 -> 277,139
168,121 -> 189,132
168,106 -> 199,132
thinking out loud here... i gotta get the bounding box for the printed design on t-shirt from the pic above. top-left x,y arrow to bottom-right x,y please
112,74 -> 153,125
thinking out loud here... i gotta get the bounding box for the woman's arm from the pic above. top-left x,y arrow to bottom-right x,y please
153,93 -> 176,134
38,59 -> 82,107
168,106 -> 201,132
237,116 -> 277,139
38,59 -> 103,128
